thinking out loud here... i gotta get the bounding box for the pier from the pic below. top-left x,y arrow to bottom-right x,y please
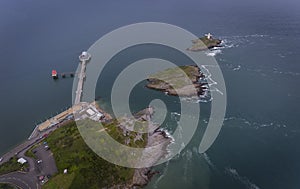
74,51 -> 91,104
52,70 -> 77,79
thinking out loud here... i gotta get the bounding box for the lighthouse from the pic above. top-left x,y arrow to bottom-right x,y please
205,33 -> 212,39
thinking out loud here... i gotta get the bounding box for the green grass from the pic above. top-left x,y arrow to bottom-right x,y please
0,183 -> 16,189
0,183 -> 17,189
43,121 -> 135,189
102,118 -> 148,148
199,36 -> 221,47
188,37 -> 221,51
25,145 -> 38,159
42,172 -> 75,189
0,157 -> 28,175
148,65 -> 199,89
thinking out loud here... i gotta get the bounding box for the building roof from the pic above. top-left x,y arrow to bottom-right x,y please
17,158 -> 27,164
86,109 -> 95,116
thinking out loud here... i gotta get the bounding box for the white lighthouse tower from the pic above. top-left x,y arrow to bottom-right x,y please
205,33 -> 212,39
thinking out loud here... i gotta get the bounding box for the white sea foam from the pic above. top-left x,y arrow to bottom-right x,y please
202,119 -> 208,124
233,65 -> 241,71
225,167 -> 261,189
223,116 -> 290,135
172,112 -> 181,116
205,49 -> 222,57
218,34 -> 269,51
153,161 -> 170,188
170,112 -> 181,121
202,152 -> 217,170
182,150 -> 193,181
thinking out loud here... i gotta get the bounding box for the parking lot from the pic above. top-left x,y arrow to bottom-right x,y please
33,142 -> 58,184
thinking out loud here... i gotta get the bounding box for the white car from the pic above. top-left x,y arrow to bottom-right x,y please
37,160 -> 43,164
0,157 -> 3,162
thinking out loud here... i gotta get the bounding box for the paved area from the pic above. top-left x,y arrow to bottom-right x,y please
34,144 -> 58,177
0,172 -> 39,189
0,125 -> 60,189
0,142 -> 58,189
74,60 -> 87,104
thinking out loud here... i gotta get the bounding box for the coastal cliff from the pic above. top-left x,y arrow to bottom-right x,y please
108,107 -> 172,188
130,108 -> 172,188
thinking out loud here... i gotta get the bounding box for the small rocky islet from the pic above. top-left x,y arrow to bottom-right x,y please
146,65 -> 208,97
187,33 -> 222,51
146,34 -> 222,97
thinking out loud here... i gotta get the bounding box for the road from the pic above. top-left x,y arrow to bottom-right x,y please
0,141 -> 58,189
0,121 -> 66,188
0,172 -> 39,189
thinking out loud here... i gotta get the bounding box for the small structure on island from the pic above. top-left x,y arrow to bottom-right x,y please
79,51 -> 91,62
187,33 -> 222,51
52,70 -> 58,79
205,33 -> 212,39
17,157 -> 27,165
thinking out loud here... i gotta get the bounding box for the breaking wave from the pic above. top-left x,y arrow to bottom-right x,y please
153,161 -> 170,188
225,167 -> 261,189
222,116 -> 288,130
206,49 -> 222,57
202,152 -> 218,171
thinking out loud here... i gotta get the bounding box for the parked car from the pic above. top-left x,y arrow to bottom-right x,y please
37,160 -> 43,164
38,175 -> 44,181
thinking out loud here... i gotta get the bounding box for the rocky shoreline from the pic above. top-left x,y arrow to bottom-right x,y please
101,107 -> 172,189
187,36 -> 222,51
130,107 -> 172,188
131,129 -> 172,187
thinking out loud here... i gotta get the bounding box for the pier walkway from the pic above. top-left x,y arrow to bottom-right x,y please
74,52 -> 91,105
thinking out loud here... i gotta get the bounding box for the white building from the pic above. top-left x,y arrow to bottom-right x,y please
205,33 -> 212,39
17,158 -> 27,164
86,108 -> 95,116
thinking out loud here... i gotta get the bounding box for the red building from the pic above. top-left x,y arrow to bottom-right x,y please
52,70 -> 58,79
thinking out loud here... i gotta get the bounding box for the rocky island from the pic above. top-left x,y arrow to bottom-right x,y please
146,65 -> 207,97
187,33 -> 222,51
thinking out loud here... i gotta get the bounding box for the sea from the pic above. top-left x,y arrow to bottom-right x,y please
0,0 -> 300,189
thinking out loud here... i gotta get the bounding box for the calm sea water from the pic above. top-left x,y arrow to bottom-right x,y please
1,0 -> 300,189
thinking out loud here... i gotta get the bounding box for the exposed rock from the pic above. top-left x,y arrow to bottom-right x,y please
146,65 -> 206,97
187,36 -> 222,51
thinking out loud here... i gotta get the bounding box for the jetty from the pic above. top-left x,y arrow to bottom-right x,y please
74,51 -> 91,105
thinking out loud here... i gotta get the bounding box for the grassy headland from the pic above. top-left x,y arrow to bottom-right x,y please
43,121 -> 139,189
146,65 -> 206,97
